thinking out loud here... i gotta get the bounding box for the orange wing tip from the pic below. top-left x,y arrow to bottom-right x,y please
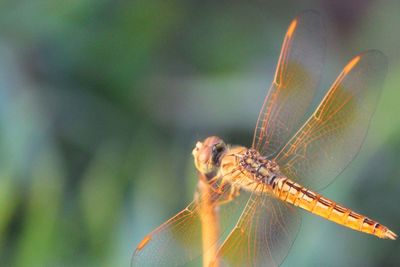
343,55 -> 361,74
287,19 -> 298,38
384,229 -> 397,240
136,235 -> 152,251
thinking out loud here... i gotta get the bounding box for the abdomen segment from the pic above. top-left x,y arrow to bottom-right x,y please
273,178 -> 397,240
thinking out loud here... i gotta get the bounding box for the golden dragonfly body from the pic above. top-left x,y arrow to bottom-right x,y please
132,11 -> 396,267
214,143 -> 396,240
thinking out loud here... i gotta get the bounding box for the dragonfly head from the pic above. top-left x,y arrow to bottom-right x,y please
192,136 -> 227,177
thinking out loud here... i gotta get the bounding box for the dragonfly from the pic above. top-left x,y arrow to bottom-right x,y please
132,11 -> 397,267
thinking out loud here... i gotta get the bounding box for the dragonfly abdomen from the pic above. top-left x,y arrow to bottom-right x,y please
273,178 -> 397,240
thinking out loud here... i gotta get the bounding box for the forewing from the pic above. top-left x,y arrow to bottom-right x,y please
275,50 -> 388,190
131,201 -> 203,267
132,170 -> 245,266
253,10 -> 325,157
217,188 -> 301,267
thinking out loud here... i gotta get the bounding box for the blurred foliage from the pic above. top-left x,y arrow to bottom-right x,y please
0,0 -> 399,266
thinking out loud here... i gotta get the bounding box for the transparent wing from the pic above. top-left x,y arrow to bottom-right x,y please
253,10 -> 325,157
132,201 -> 203,267
131,171 -> 245,267
217,187 -> 301,267
275,50 -> 388,190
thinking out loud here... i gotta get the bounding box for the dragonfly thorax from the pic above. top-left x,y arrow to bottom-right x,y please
240,149 -> 281,185
218,146 -> 283,193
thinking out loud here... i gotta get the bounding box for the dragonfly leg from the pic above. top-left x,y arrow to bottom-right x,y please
216,185 -> 240,206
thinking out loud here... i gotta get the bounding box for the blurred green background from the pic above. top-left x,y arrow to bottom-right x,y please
0,0 -> 399,266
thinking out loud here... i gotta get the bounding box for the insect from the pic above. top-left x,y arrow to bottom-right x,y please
132,11 -> 397,267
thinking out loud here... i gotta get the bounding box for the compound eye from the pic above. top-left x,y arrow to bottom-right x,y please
211,143 -> 225,164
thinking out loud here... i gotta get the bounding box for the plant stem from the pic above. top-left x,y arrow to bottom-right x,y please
197,175 -> 220,267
